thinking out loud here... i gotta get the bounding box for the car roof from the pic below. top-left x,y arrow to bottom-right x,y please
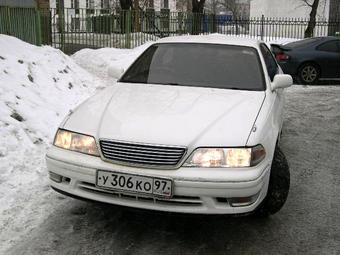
319,36 -> 340,40
284,36 -> 340,49
155,34 -> 262,49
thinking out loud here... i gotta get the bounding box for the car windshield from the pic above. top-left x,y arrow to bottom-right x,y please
120,43 -> 265,91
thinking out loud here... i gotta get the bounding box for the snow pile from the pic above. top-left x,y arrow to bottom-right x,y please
72,41 -> 153,81
0,35 -> 103,251
0,35 -> 101,158
0,35 -> 104,168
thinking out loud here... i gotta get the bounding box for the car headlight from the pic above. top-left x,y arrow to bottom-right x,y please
183,145 -> 266,168
53,129 -> 99,156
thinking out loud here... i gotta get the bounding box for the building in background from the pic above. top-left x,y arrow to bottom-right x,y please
152,0 -> 177,11
249,0 -> 340,36
250,0 -> 330,19
204,0 -> 250,19
50,0 -> 176,11
49,0 -> 177,32
235,0 -> 250,18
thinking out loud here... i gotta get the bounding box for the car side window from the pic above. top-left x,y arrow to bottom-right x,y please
316,41 -> 340,53
260,44 -> 278,81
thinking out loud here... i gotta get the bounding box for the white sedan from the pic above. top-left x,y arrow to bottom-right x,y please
46,35 -> 293,216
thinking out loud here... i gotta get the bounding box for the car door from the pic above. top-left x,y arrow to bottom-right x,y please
315,40 -> 340,78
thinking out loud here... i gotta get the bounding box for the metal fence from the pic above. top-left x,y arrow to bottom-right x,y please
49,8 -> 340,53
0,5 -> 42,45
1,6 -> 340,54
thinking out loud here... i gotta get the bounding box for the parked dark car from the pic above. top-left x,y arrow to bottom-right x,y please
271,37 -> 340,84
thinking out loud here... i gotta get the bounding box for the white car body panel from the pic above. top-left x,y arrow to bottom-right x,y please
47,35 -> 290,214
63,83 -> 265,148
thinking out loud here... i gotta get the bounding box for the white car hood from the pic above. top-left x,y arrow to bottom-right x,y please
63,83 -> 265,147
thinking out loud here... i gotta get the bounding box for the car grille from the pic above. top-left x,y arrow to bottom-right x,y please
99,140 -> 186,168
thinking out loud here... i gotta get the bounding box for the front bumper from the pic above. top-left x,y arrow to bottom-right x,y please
46,146 -> 271,214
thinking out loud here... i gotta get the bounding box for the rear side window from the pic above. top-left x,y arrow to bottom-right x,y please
317,40 -> 340,53
260,44 -> 278,81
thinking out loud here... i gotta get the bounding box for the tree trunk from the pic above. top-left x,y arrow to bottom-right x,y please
191,0 -> 206,35
305,0 -> 320,38
119,0 -> 132,35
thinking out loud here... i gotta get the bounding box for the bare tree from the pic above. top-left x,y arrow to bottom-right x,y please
191,0 -> 205,35
205,0 -> 220,14
301,0 -> 320,38
219,0 -> 238,16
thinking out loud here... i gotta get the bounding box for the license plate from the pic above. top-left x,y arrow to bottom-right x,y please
96,170 -> 173,198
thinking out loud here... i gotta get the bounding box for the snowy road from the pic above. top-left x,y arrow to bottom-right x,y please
2,85 -> 339,255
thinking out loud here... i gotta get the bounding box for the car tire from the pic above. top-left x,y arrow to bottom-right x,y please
298,63 -> 320,85
253,147 -> 290,217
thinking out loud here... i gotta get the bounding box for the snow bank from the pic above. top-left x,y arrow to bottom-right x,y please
72,42 -> 153,81
0,35 -> 102,251
0,35 -> 101,157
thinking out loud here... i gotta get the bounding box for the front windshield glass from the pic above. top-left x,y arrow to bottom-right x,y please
120,43 -> 265,91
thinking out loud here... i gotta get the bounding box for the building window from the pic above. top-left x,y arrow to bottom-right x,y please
71,0 -> 79,9
71,0 -> 79,14
86,0 -> 95,13
71,17 -> 80,31
163,0 -> 169,9
101,0 -> 110,9
147,0 -> 154,8
100,0 -> 110,13
86,0 -> 95,9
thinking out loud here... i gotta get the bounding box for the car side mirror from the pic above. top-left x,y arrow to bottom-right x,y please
108,66 -> 124,79
271,74 -> 293,91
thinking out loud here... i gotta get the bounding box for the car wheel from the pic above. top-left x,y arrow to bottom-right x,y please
298,63 -> 320,85
253,147 -> 290,217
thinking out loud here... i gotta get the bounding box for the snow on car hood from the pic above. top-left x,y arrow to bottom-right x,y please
63,83 -> 265,147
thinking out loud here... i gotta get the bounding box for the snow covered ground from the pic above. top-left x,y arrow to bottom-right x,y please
0,35 -> 339,254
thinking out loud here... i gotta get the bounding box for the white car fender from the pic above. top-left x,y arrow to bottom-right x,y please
246,89 -> 283,163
